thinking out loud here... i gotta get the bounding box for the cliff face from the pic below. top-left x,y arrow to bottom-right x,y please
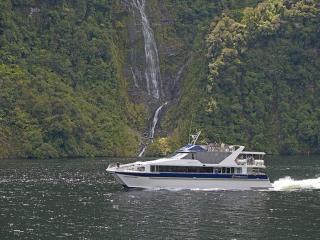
0,0 -> 319,158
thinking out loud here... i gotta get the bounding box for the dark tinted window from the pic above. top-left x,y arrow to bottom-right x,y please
155,166 -> 214,173
221,167 -> 235,174
150,166 -> 238,174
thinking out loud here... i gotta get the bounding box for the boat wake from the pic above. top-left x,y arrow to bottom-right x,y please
272,176 -> 320,191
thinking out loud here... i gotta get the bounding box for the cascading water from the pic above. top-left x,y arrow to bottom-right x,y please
150,102 -> 168,141
130,67 -> 139,88
138,102 -> 167,157
138,146 -> 147,157
132,0 -> 161,99
130,0 -> 166,156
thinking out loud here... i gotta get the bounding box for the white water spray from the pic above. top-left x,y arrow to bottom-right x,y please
272,176 -> 320,191
132,0 -> 161,99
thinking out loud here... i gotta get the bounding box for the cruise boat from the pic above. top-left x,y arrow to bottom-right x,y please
107,132 -> 272,190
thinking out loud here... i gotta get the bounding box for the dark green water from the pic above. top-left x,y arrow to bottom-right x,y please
0,156 -> 319,239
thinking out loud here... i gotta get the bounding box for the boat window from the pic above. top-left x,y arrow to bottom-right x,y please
151,166 -> 239,174
154,165 -> 215,173
182,153 -> 194,159
213,168 -> 221,173
250,167 -> 266,174
137,166 -> 145,172
219,167 -> 236,174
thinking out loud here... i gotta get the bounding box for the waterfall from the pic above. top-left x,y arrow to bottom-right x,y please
138,146 -> 147,157
130,66 -> 139,88
131,0 -> 166,157
132,0 -> 161,99
138,102 -> 168,157
150,102 -> 168,141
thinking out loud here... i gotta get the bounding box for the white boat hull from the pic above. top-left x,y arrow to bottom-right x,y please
112,172 -> 272,190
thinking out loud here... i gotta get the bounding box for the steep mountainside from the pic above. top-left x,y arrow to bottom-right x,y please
0,0 -> 139,158
203,0 -> 320,154
152,0 -> 320,155
0,0 -> 319,158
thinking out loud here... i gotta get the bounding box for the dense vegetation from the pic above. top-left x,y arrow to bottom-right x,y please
157,0 -> 320,155
0,0 -> 319,158
0,0 -> 139,158
203,0 -> 320,154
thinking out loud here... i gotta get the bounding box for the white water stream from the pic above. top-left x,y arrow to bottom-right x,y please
130,67 -> 139,88
132,0 -> 161,99
138,146 -> 147,157
131,0 -> 166,156
150,102 -> 168,141
138,102 -> 167,157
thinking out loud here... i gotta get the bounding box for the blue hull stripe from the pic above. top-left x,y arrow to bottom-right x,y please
116,172 -> 269,180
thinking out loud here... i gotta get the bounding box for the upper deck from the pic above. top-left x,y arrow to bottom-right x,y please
175,143 -> 266,166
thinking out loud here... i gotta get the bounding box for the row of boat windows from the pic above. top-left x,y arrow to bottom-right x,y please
150,166 -> 243,174
250,168 -> 266,174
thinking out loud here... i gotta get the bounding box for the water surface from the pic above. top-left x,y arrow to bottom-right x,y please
0,156 -> 319,239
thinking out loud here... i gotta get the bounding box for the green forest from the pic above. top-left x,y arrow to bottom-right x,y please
203,0 -> 320,154
0,0 -> 139,158
0,0 -> 319,158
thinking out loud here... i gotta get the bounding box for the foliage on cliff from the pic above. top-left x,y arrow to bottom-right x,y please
0,0 -> 139,158
203,0 -> 320,154
1,0 -> 319,158
154,0 -> 263,155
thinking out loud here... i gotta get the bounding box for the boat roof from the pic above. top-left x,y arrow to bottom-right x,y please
176,144 -> 207,153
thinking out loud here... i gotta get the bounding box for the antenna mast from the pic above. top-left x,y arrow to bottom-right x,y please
190,131 -> 201,145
